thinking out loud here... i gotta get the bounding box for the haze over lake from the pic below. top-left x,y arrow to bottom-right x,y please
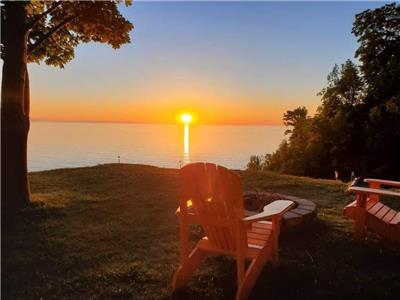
28,121 -> 285,171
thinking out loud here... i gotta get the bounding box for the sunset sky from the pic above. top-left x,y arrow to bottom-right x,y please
25,1 -> 385,125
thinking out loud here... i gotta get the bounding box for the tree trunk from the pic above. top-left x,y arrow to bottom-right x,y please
1,2 -> 30,213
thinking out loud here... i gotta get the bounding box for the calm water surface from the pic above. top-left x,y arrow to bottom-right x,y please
28,122 -> 285,171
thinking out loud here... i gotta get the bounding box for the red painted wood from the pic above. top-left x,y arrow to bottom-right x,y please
382,209 -> 397,224
374,205 -> 390,220
174,162 -> 291,299
368,202 -> 384,215
390,213 -> 400,225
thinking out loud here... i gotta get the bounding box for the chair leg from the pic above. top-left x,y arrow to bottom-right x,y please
236,246 -> 273,300
354,193 -> 367,242
172,246 -> 207,290
271,241 -> 279,268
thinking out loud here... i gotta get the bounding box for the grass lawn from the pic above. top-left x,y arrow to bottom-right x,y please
3,164 -> 400,299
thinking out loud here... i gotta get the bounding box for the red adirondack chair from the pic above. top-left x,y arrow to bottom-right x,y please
172,162 -> 294,300
345,178 -> 400,242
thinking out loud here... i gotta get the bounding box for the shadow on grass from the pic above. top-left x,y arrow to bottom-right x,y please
2,199 -> 106,299
172,219 -> 400,300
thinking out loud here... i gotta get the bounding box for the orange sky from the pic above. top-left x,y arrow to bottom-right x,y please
30,94 -> 318,125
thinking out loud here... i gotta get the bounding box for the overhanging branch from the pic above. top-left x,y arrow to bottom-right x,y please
28,14 -> 77,56
26,1 -> 63,30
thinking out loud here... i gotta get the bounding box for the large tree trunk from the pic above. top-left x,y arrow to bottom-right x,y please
1,2 -> 30,214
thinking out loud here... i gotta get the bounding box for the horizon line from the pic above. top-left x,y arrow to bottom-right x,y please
31,118 -> 284,126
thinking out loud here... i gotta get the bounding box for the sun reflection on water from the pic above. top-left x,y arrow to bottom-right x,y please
183,124 -> 190,164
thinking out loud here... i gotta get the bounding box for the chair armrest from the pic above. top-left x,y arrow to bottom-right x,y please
349,186 -> 400,198
364,178 -> 400,188
243,200 -> 294,223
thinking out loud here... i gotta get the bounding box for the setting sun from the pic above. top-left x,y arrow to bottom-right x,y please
180,113 -> 193,124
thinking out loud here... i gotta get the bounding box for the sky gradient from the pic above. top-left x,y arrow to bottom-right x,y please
25,1 -> 386,125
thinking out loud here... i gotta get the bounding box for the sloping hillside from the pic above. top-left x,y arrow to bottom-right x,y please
3,164 -> 399,299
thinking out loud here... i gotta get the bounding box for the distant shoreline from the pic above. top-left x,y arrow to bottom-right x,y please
28,163 -> 180,174
28,163 -> 249,174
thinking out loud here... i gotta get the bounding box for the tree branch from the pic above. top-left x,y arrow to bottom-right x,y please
26,1 -> 63,30
28,14 -> 77,56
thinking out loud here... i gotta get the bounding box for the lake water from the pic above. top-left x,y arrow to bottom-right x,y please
28,121 -> 285,172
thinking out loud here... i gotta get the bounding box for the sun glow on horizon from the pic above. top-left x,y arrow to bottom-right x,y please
180,113 -> 193,124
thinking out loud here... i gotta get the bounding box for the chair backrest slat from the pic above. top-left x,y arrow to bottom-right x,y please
181,163 -> 243,251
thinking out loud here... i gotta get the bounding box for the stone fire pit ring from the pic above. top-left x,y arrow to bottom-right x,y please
243,191 -> 317,230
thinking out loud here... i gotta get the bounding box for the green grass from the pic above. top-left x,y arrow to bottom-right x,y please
3,164 -> 400,299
